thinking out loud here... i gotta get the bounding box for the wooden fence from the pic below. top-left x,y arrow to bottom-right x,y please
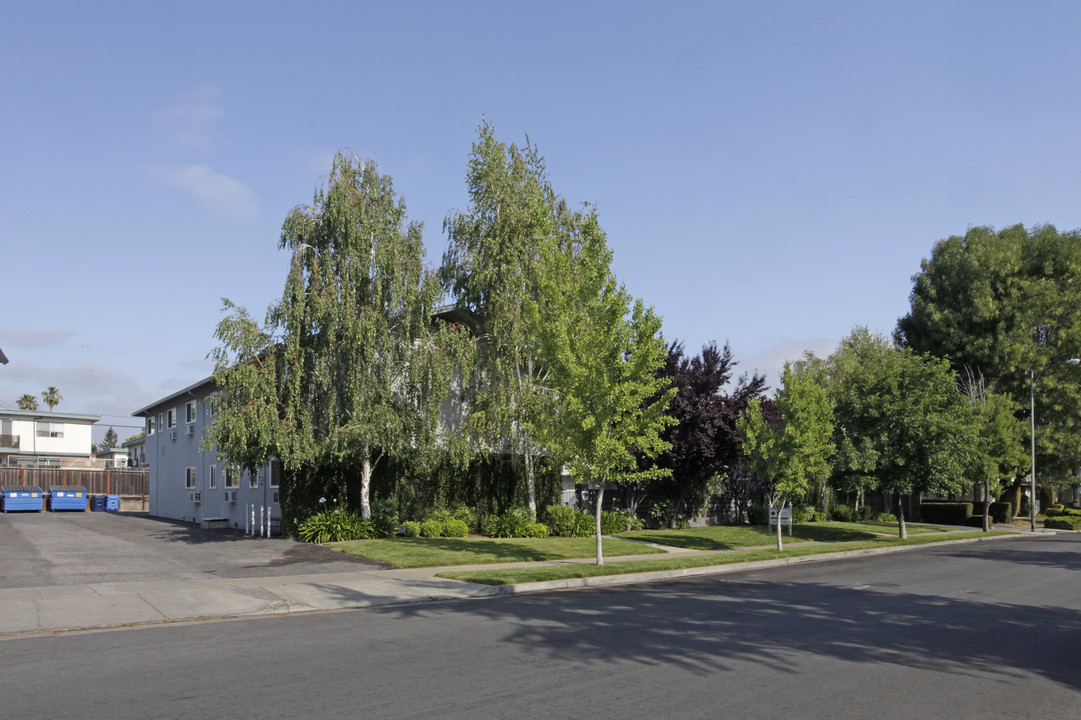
0,467 -> 148,496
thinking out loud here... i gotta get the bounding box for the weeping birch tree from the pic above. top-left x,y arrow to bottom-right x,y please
440,121 -> 557,515
210,152 -> 472,522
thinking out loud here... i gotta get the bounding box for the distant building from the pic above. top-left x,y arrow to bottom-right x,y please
0,408 -> 100,466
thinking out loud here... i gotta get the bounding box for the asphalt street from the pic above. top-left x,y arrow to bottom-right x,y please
2,533 -> 1078,719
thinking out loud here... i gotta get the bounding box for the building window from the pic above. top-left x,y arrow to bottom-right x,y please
185,467 -> 197,489
208,465 -> 217,489
225,466 -> 239,489
249,470 -> 259,489
36,422 -> 64,438
185,400 -> 197,424
167,409 -> 177,429
205,394 -> 217,419
270,460 -> 280,488
146,416 -> 156,435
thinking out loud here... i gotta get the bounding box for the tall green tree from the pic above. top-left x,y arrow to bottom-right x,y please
827,328 -> 975,537
737,363 -> 834,551
896,224 -> 1081,481
960,370 -> 1028,531
210,152 -> 473,522
441,121 -> 560,515
98,427 -> 119,454
41,386 -> 62,411
528,205 -> 675,565
17,394 -> 38,411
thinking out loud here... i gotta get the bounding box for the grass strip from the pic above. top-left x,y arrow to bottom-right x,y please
436,531 -> 1012,585
330,536 -> 664,568
621,521 -> 947,551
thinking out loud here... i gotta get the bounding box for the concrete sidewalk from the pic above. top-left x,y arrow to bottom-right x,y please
0,528 -> 1039,638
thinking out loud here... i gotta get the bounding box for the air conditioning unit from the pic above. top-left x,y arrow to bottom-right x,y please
170,430 -> 177,441
190,491 -> 201,503
224,490 -> 237,503
185,424 -> 195,437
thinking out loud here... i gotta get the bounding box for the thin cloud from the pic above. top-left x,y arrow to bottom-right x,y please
1,329 -> 75,349
747,338 -> 840,391
158,84 -> 224,148
148,163 -> 261,219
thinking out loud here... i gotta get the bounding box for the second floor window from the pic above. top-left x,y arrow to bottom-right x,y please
36,422 -> 64,438
185,400 -> 197,424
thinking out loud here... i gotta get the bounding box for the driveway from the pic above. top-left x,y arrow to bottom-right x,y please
0,510 -> 385,589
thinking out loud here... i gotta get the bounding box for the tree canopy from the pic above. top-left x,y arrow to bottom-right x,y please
896,224 -> 1081,480
210,152 -> 472,521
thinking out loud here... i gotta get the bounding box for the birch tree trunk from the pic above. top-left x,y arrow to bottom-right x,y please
595,483 -> 605,566
897,494 -> 907,539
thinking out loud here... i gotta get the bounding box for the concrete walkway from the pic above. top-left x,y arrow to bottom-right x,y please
0,525 -> 1042,638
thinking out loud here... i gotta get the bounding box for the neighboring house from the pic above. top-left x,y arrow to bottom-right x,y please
96,446 -> 130,468
0,408 -> 100,467
132,377 -> 281,530
123,435 -> 147,468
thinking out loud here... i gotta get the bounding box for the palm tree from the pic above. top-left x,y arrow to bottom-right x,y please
17,394 -> 39,411
41,386 -> 62,411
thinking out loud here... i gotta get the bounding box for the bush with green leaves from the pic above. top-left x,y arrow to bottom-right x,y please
831,504 -> 856,522
524,522 -> 549,538
874,512 -> 897,523
791,505 -> 814,524
442,518 -> 470,537
1044,515 -> 1081,530
298,509 -> 370,543
420,519 -> 444,538
601,510 -> 639,535
483,508 -> 535,538
919,502 -> 973,525
545,504 -> 593,537
402,521 -> 422,537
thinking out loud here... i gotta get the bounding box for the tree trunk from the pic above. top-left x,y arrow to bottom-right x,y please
360,451 -> 372,521
775,502 -> 784,552
983,478 -> 991,532
595,482 -> 605,566
897,494 -> 907,539
524,444 -> 537,518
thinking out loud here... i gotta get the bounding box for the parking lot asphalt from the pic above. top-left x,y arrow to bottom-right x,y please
0,510 -> 385,589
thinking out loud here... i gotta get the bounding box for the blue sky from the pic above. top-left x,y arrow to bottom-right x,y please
3,1 -> 1081,442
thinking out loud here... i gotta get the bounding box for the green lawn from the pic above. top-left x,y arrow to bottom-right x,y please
330,536 -> 664,568
437,531 -> 1013,585
620,523 -> 877,550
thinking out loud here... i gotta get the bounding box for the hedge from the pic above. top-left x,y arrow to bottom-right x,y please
1043,515 -> 1081,530
919,502 -> 973,525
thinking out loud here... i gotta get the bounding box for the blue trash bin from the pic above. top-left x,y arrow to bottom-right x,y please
90,495 -> 106,512
49,486 -> 89,511
105,495 -> 120,512
1,486 -> 44,512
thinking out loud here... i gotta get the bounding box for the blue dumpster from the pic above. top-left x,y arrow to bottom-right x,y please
105,495 -> 120,512
1,486 -> 44,512
90,495 -> 107,512
48,486 -> 89,511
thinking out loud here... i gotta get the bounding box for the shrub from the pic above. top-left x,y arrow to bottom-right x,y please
298,509 -> 369,543
442,518 -> 470,538
748,504 -> 769,525
874,512 -> 897,523
402,521 -> 422,537
545,504 -> 593,537
831,505 -> 856,522
484,508 -> 535,538
1044,515 -> 1081,530
989,501 -> 1013,524
601,510 -> 637,535
791,505 -> 814,524
919,502 -> 973,525
859,505 -> 876,521
647,499 -> 674,528
524,522 -> 549,538
420,519 -> 444,538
